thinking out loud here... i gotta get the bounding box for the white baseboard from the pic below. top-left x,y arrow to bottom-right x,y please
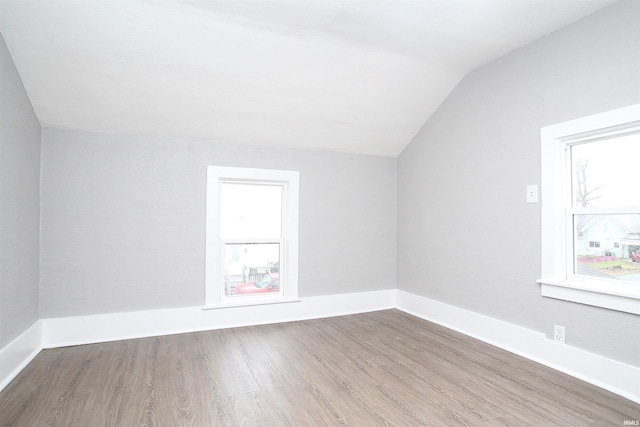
395,290 -> 640,404
2,289 -> 638,405
0,321 -> 43,392
41,289 -> 395,348
0,290 -> 393,393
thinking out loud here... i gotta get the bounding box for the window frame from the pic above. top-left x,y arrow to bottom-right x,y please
538,103 -> 640,315
204,166 -> 299,308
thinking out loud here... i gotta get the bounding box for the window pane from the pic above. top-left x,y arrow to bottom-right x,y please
224,243 -> 280,296
220,183 -> 282,239
571,132 -> 640,208
574,214 -> 640,283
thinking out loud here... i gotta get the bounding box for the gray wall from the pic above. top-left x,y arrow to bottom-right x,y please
5,0 -> 637,371
398,0 -> 640,365
0,35 -> 41,348
40,128 -> 397,317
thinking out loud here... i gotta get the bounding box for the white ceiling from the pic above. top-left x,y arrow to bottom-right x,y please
0,0 -> 616,157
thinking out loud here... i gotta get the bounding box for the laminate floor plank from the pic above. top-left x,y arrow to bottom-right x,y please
374,310 -> 636,423
1,309 -> 638,426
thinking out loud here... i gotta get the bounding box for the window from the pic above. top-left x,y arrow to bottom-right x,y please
205,166 -> 299,307
539,103 -> 640,315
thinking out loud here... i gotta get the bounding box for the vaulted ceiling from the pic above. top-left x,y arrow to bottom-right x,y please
0,0 -> 616,156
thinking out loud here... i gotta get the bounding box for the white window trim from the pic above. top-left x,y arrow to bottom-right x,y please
538,103 -> 640,315
204,166 -> 299,308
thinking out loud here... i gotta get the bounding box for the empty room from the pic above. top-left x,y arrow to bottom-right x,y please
1,0 -> 639,425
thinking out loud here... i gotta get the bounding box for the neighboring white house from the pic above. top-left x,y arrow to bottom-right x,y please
576,214 -> 640,258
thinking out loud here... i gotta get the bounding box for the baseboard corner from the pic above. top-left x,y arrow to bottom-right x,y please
0,321 -> 43,393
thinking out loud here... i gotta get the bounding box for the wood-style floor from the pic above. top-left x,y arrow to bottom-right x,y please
0,310 -> 638,426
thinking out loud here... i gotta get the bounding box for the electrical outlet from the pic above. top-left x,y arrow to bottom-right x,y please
526,185 -> 538,203
554,325 -> 566,344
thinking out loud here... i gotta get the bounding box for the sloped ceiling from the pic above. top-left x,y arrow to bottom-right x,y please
0,0 -> 616,156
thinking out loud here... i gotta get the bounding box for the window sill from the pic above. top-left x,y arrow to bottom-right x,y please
202,298 -> 301,310
537,278 -> 640,315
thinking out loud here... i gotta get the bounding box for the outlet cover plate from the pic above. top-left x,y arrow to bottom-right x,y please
554,325 -> 566,344
527,185 -> 538,203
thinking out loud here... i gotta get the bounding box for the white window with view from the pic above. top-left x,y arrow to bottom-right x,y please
205,166 -> 299,307
571,136 -> 640,282
539,103 -> 640,314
